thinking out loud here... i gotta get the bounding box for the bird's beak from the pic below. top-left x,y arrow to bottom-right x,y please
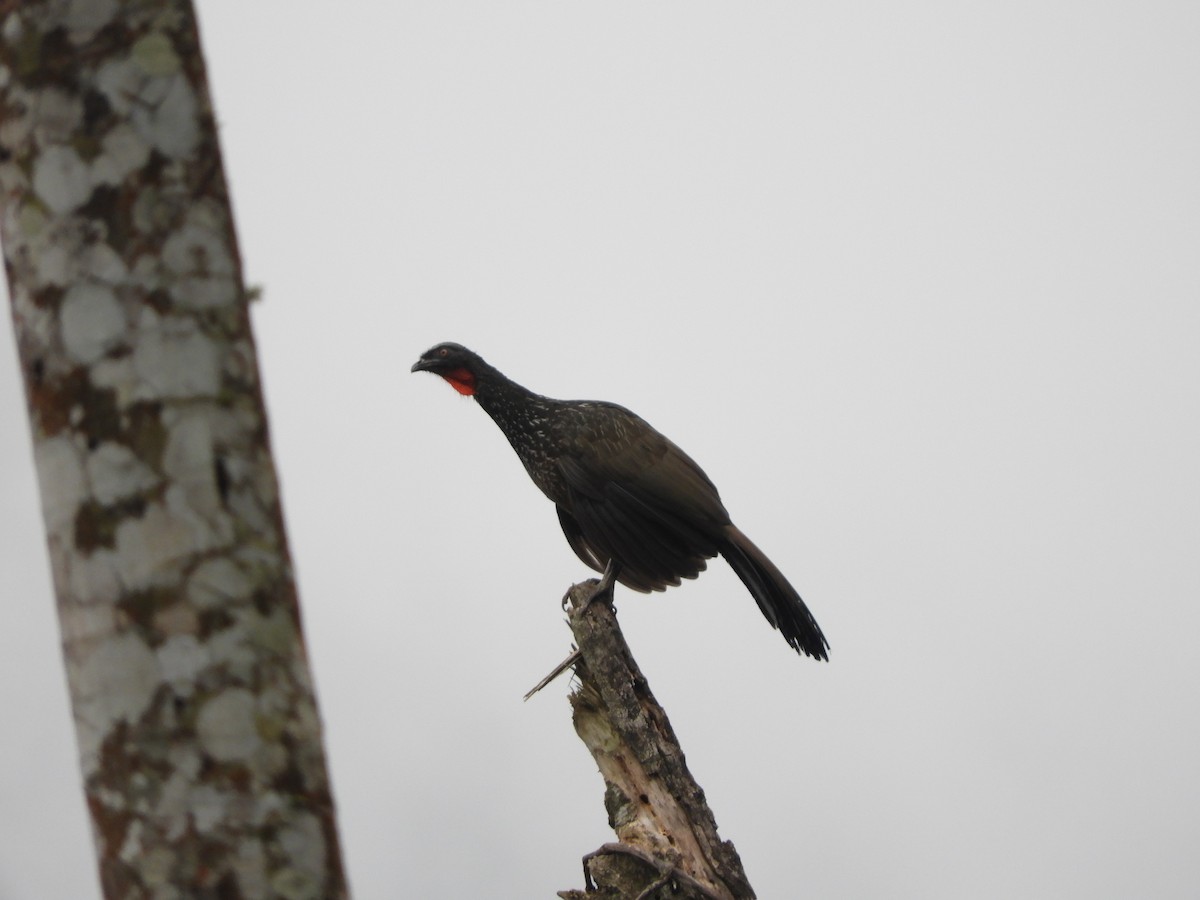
411,358 -> 431,373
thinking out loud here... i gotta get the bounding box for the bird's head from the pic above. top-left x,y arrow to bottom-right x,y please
411,342 -> 487,396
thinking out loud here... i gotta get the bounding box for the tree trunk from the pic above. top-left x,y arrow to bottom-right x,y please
0,2 -> 348,897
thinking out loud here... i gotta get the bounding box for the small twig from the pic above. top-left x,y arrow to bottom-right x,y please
523,648 -> 581,701
582,843 -> 728,900
634,873 -> 675,900
526,565 -> 618,700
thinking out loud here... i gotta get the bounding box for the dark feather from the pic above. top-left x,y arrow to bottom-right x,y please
720,525 -> 829,660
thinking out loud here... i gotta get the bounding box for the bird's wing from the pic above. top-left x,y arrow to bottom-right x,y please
556,505 -> 605,573
559,406 -> 730,527
553,407 -> 725,591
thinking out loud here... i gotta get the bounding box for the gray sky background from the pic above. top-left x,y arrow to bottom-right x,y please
2,3 -> 1198,898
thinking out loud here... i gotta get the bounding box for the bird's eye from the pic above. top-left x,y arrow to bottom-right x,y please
438,348 -> 449,358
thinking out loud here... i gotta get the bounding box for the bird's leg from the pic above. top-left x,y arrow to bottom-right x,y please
583,558 -> 619,609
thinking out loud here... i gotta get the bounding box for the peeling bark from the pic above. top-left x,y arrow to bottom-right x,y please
556,582 -> 756,900
0,2 -> 348,897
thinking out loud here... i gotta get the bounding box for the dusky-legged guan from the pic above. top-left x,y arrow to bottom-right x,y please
412,342 -> 828,660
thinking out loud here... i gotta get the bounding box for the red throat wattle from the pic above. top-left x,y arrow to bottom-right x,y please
441,367 -> 476,396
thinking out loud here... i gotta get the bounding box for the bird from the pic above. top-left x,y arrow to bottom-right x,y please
411,341 -> 828,660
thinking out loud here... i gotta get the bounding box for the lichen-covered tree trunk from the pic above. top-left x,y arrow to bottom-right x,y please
0,2 -> 348,897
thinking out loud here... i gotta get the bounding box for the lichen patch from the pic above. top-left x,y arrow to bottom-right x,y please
60,282 -> 127,363
196,687 -> 261,763
131,316 -> 220,399
73,632 -> 161,776
32,144 -> 93,213
85,441 -> 159,505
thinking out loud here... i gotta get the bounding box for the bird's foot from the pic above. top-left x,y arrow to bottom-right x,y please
560,559 -> 619,611
582,558 -> 618,609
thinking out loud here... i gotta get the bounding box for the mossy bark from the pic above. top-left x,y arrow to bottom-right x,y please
0,2 -> 348,896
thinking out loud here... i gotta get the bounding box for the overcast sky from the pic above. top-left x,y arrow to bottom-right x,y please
2,3 -> 1199,898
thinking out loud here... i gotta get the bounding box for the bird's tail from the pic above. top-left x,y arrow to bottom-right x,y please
720,524 -> 829,660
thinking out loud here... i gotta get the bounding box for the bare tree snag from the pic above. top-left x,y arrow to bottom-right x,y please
555,581 -> 756,900
0,2 -> 348,897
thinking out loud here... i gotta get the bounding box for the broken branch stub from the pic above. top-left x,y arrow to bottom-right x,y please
557,581 -> 756,900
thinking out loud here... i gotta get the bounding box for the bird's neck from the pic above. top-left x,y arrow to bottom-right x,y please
473,369 -> 556,440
